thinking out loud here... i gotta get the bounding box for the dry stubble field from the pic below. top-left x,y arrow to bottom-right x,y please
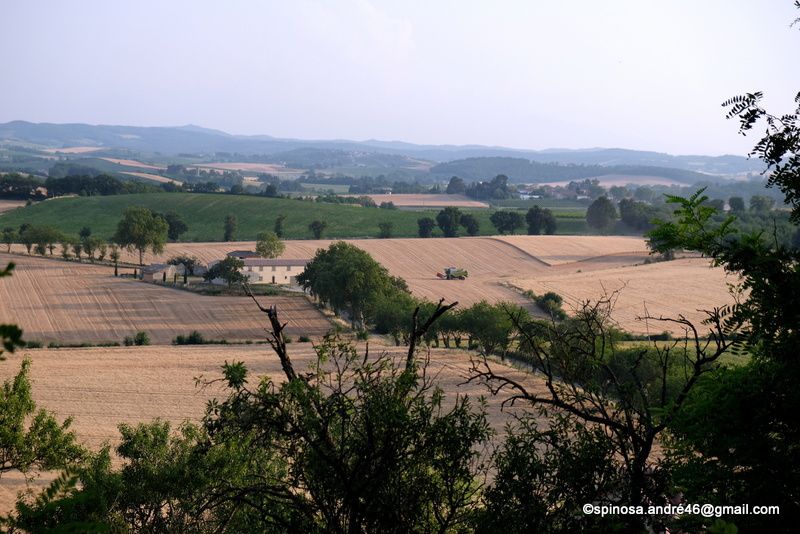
510,257 -> 739,334
0,343 -> 543,512
0,253 -> 331,344
124,235 -> 733,334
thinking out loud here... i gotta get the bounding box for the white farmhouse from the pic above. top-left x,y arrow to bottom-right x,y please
240,258 -> 310,285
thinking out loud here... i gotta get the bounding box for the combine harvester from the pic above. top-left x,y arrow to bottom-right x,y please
436,266 -> 469,280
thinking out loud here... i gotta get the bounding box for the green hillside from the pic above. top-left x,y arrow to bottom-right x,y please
0,193 -> 588,241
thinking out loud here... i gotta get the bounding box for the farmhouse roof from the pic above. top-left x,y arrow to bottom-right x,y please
242,258 -> 310,267
227,250 -> 260,258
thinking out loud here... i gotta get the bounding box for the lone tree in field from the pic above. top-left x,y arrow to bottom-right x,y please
2,227 -> 16,253
109,244 -> 121,276
162,212 -> 188,241
113,206 -> 169,265
542,209 -> 557,234
436,206 -> 462,237
586,196 -> 618,232
446,176 -> 466,194
526,206 -> 557,235
490,210 -> 524,235
274,214 -> 286,238
460,213 -> 480,236
417,217 -> 436,238
309,220 -> 327,239
223,214 -> 238,241
255,231 -> 285,258
377,221 -> 394,239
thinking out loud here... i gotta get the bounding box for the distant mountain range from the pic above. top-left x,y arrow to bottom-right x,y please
0,121 -> 762,176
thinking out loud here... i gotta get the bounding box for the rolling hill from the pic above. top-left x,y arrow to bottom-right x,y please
0,121 -> 760,176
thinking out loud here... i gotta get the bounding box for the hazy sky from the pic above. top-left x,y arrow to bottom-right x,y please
2,1 -> 798,155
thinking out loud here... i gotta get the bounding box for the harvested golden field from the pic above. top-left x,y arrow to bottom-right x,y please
0,199 -> 26,213
0,253 -> 332,344
350,194 -> 490,208
129,237 -> 554,308
192,162 -> 304,175
99,157 -> 165,170
0,343 -> 544,512
510,258 -> 738,335
494,235 -> 649,265
42,146 -> 103,154
120,171 -> 183,185
115,236 -> 732,330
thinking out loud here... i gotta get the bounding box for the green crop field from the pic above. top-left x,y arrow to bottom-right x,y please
0,193 -> 589,241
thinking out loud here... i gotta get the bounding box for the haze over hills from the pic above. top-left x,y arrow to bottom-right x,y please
0,121 -> 762,176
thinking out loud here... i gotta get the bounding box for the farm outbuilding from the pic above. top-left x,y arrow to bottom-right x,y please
141,263 -> 177,282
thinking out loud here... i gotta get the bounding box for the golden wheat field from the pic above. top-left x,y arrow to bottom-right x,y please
494,235 -> 649,265
0,343 -> 544,512
127,237 -> 554,308
0,253 -> 331,344
510,257 -> 738,334
121,236 -> 733,332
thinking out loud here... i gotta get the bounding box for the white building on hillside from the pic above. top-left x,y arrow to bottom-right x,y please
209,257 -> 310,285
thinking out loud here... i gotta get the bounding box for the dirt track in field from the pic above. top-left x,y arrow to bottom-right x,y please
0,343 -> 543,512
0,253 -> 331,345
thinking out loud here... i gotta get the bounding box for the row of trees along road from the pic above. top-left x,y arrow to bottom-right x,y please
2,207 -> 189,267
